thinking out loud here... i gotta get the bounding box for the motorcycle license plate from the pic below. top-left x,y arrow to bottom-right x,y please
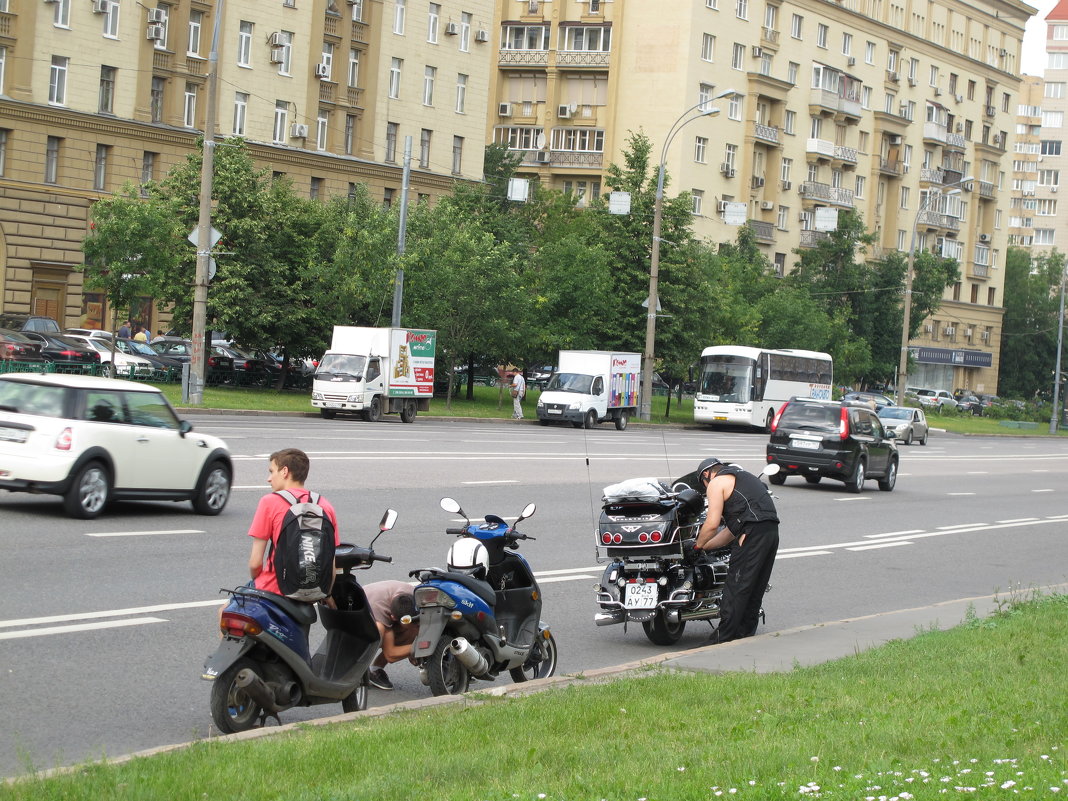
624,582 -> 658,610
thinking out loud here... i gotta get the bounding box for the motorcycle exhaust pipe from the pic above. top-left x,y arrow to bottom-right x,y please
594,611 -> 624,626
449,637 -> 491,677
235,668 -> 282,714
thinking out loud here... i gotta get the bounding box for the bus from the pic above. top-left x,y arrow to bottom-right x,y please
693,346 -> 833,430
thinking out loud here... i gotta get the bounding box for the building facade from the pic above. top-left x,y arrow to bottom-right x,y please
0,0 -> 493,332
488,0 -> 1034,394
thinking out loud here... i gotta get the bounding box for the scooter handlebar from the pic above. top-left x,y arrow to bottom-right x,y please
446,527 -> 468,536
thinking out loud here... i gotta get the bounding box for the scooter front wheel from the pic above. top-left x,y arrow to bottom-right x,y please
209,657 -> 262,734
341,672 -> 369,713
426,636 -> 470,696
509,630 -> 559,683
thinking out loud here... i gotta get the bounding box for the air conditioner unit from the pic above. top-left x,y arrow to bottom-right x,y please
908,77 -> 917,87
934,88 -> 942,97
978,233 -> 991,243
798,184 -> 808,196
314,64 -> 329,79
956,122 -> 964,132
944,326 -> 955,336
760,200 -> 775,210
557,105 -> 572,119
753,177 -> 765,188
270,47 -> 286,63
889,134 -> 903,145
847,57 -> 856,67
955,94 -> 963,103
147,8 -> 166,23
781,180 -> 792,191
268,32 -> 285,47
445,22 -> 459,35
146,24 -> 165,40
290,123 -> 309,139
535,150 -> 551,164
888,71 -> 900,83
475,29 -> 489,43
92,0 -> 109,13
498,102 -> 512,117
718,200 -> 731,212
964,328 -> 973,336
752,46 -> 763,58
992,134 -> 1003,145
720,163 -> 734,176
985,105 -> 996,116
924,324 -> 933,333
798,212 -> 808,222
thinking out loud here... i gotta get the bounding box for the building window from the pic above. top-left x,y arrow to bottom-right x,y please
102,0 -> 120,37
728,93 -> 741,120
386,121 -> 398,162
317,111 -> 329,151
344,115 -> 356,155
455,73 -> 468,113
45,136 -> 61,184
348,49 -> 361,87
420,128 -> 432,168
49,56 -> 69,106
0,129 -> 8,178
394,0 -> 406,34
183,82 -> 198,127
735,0 -> 747,20
188,10 -> 203,56
141,151 -> 156,192
150,77 -> 165,122
460,12 -> 471,51
238,21 -> 253,66
723,143 -> 737,170
428,3 -> 440,43
842,32 -> 852,55
561,26 -> 611,51
310,177 -> 322,200
233,92 -> 248,135
278,32 -> 293,75
694,136 -> 708,163
732,43 -> 744,70
816,23 -> 828,48
701,33 -> 715,62
53,0 -> 71,27
502,25 -> 550,50
351,0 -> 364,20
0,48 -> 5,96
321,43 -> 334,81
866,41 -> 876,64
383,187 -> 395,207
423,65 -> 436,105
791,13 -> 802,38
692,189 -> 705,215
273,101 -> 289,143
389,58 -> 402,98
99,66 -> 116,114
93,144 -> 110,191
452,135 -> 463,174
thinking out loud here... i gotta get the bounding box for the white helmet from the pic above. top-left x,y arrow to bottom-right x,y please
447,538 -> 490,577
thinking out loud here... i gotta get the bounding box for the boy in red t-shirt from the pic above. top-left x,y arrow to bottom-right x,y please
247,448 -> 340,595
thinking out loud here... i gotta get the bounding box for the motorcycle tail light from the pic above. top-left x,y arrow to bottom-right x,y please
658,576 -> 668,586
638,532 -> 648,543
601,533 -> 612,544
650,531 -> 663,543
449,611 -> 463,621
612,533 -> 623,544
220,612 -> 262,637
414,586 -> 456,609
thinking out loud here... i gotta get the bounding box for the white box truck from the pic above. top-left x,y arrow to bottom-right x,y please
535,350 -> 641,430
311,327 -> 436,423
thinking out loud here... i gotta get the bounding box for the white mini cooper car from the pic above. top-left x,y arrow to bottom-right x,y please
0,372 -> 231,518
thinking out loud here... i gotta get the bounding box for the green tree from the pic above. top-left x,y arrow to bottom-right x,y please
999,247 -> 1065,398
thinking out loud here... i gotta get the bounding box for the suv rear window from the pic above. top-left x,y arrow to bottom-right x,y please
778,402 -> 839,429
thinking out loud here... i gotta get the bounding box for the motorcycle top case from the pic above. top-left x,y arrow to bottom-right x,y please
598,498 -> 685,557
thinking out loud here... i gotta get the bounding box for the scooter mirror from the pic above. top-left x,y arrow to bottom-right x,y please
518,502 -> 536,521
762,464 -> 781,478
380,508 -> 398,531
440,497 -> 461,514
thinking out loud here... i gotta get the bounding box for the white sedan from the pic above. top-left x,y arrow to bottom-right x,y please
64,334 -> 156,378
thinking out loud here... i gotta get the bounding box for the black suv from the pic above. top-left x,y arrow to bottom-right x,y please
766,398 -> 898,493
0,313 -> 61,333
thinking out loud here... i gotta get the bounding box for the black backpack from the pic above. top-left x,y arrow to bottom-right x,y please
270,490 -> 336,603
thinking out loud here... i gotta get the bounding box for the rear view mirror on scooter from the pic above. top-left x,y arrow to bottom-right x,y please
516,502 -> 536,524
761,464 -> 780,480
440,497 -> 462,515
380,508 -> 398,532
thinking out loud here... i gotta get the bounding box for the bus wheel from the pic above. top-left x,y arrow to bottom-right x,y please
764,410 -> 775,433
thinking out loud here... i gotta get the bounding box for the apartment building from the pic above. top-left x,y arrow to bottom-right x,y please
0,0 -> 493,331
488,0 -> 1033,393
1010,75 -> 1043,251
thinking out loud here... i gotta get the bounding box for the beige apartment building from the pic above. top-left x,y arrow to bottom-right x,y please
0,0 -> 493,332
489,0 -> 1033,393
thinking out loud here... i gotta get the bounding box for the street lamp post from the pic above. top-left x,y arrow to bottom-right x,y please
1049,265 -> 1065,434
894,176 -> 973,407
640,90 -> 735,421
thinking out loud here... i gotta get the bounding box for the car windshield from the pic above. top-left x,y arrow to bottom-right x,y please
779,403 -> 839,429
0,380 -> 66,417
316,354 -> 366,379
545,372 -> 594,394
879,407 -> 912,420
125,340 -> 157,356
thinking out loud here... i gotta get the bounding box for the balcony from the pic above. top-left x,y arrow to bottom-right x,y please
0,10 -> 11,36
970,262 -> 991,279
916,209 -> 961,231
809,88 -> 840,114
319,82 -> 336,104
153,52 -> 172,71
806,137 -> 835,159
499,49 -> 550,67
548,151 -> 604,168
749,219 -> 776,242
346,87 -> 364,107
761,27 -> 780,46
834,144 -> 858,164
879,157 -> 904,176
920,167 -> 945,185
978,181 -> 996,199
799,181 -> 855,208
946,132 -> 966,150
800,230 -> 831,248
923,121 -> 948,144
351,21 -> 369,44
557,51 -> 610,67
753,123 -> 781,145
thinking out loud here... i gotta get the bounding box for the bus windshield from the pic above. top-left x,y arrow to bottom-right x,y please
698,358 -> 753,403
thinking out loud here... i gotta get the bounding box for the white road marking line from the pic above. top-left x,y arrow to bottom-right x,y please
461,480 -> 519,485
0,618 -> 168,640
936,523 -> 987,530
0,600 -> 225,630
847,541 -> 912,552
966,471 -> 989,475
85,529 -> 205,538
538,575 -> 596,584
864,529 -> 925,538
537,566 -> 603,576
947,492 -> 976,496
777,551 -> 833,559
233,485 -> 267,490
997,518 -> 1039,523
1032,488 -> 1055,493
834,497 -> 872,501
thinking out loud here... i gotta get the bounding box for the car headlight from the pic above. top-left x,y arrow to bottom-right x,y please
537,399 -> 545,407
568,401 -> 580,410
346,394 -> 362,403
311,391 -> 323,401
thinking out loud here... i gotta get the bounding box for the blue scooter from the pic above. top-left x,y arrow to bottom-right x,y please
409,497 -> 558,696
202,509 -> 397,733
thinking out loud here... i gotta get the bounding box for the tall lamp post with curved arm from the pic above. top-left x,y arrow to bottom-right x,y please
640,90 -> 736,422
894,175 -> 973,407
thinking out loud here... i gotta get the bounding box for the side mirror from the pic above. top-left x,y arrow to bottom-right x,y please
761,464 -> 780,478
516,502 -> 536,523
178,420 -> 193,437
380,508 -> 398,532
439,497 -> 461,514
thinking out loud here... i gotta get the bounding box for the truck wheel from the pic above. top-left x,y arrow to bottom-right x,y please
320,409 -> 336,420
614,412 -> 628,431
582,409 -> 597,429
400,400 -> 417,424
364,396 -> 382,423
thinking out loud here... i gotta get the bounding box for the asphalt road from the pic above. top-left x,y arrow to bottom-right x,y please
2,414 -> 1066,777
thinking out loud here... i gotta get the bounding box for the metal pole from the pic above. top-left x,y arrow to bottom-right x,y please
190,0 -> 224,405
640,164 -> 666,422
391,136 -> 412,328
1049,266 -> 1065,434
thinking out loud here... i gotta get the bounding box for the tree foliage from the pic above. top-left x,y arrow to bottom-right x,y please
999,247 -> 1065,398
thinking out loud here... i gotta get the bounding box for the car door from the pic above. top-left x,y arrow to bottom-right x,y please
912,409 -> 928,440
852,408 -> 889,475
117,390 -> 203,490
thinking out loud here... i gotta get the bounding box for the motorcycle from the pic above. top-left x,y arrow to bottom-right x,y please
408,497 -> 558,696
202,508 -> 397,733
593,465 -> 778,644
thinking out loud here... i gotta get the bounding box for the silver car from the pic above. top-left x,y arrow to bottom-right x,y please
878,405 -> 929,446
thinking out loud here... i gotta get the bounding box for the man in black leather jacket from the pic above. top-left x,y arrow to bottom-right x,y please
694,457 -> 779,644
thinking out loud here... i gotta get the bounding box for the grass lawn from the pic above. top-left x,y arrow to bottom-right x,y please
4,593 -> 1066,799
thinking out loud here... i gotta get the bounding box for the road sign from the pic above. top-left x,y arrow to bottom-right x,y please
187,226 -> 223,249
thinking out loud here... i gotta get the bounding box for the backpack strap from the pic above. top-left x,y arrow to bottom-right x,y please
275,489 -> 299,506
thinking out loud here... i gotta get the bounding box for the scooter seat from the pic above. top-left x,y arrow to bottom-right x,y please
433,571 -> 497,608
235,586 -> 318,627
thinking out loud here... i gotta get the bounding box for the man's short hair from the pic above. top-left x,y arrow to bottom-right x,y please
390,592 -> 416,620
270,448 -> 310,482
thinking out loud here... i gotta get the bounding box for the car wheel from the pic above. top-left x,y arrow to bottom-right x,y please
804,475 -> 821,485
582,409 -> 598,429
64,461 -> 110,519
903,430 -> 913,446
320,409 -> 336,420
100,362 -> 115,379
769,472 -> 787,485
878,458 -> 898,492
844,459 -> 866,493
920,431 -> 928,446
193,461 -> 231,515
364,396 -> 382,423
614,412 -> 628,431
